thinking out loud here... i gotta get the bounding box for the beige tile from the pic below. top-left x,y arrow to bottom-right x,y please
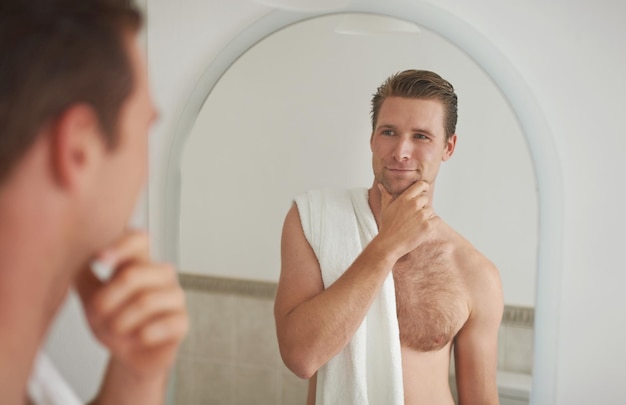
182,291 -> 236,362
498,324 -> 507,369
176,325 -> 194,360
173,357 -> 196,405
234,296 -> 281,367
175,358 -> 234,405
177,290 -> 195,359
281,368 -> 309,404
195,361 -> 235,404
449,373 -> 459,403
503,325 -> 534,374
233,365 -> 279,405
177,290 -> 203,359
449,349 -> 456,372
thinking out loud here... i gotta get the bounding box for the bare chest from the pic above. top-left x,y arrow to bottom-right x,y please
393,242 -> 469,352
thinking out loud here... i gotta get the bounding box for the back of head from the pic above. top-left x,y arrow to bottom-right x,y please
0,0 -> 142,184
370,69 -> 458,140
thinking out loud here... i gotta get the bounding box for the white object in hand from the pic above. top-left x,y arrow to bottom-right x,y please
90,260 -> 114,282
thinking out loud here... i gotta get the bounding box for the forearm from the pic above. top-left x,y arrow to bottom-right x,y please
89,357 -> 169,405
278,237 -> 399,377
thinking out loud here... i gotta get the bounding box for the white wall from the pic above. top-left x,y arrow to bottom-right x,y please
46,0 -> 626,403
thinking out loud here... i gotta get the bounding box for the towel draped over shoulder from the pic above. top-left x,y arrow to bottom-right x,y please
294,188 -> 404,405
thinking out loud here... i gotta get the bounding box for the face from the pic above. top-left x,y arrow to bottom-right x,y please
371,96 -> 456,197
89,33 -> 157,247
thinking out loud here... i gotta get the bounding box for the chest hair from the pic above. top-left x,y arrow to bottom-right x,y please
393,241 -> 468,352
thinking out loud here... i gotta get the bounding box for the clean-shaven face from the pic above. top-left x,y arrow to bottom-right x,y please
370,96 -> 455,197
93,33 -> 158,244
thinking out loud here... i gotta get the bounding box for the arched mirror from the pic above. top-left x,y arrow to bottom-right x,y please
166,6 -> 563,404
177,13 -> 537,306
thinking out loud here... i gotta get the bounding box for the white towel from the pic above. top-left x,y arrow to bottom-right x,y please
294,187 -> 404,405
28,351 -> 83,405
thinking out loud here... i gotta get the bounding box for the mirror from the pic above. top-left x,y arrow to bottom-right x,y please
176,13 -> 537,308
165,4 -> 565,402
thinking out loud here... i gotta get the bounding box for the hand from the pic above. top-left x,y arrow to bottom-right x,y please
376,181 -> 440,258
75,230 -> 189,381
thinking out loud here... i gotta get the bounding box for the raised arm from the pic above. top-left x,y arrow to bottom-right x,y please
274,181 -> 439,379
274,203 -> 397,378
454,257 -> 504,405
75,230 -> 189,405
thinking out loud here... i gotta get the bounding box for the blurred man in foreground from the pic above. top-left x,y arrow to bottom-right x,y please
0,1 -> 188,404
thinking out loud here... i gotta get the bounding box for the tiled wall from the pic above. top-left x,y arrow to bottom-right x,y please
499,306 -> 534,374
171,274 -> 533,404
172,275 -> 307,405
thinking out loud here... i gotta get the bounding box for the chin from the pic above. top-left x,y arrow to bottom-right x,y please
382,179 -> 418,196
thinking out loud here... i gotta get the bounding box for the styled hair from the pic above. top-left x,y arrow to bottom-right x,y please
371,69 -> 458,140
0,0 -> 142,183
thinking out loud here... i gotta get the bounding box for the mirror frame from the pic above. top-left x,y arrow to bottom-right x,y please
165,2 -> 563,403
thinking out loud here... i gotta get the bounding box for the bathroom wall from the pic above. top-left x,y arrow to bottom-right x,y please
173,276 -> 305,404
43,0 -> 626,403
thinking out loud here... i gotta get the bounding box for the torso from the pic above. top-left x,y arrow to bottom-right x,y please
393,233 -> 471,404
305,188 -> 485,404
307,229 -> 478,405
393,239 -> 469,351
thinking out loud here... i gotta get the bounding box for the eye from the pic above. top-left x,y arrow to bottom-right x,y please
414,133 -> 429,140
381,129 -> 395,136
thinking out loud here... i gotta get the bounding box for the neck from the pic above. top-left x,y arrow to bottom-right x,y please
0,170 -> 74,405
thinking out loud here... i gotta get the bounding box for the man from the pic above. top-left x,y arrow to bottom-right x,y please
0,1 -> 188,404
275,70 -> 503,404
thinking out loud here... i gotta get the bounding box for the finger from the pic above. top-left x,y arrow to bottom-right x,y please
94,229 -> 151,269
402,180 -> 430,199
420,206 -> 436,219
112,287 -> 186,336
94,262 -> 177,317
138,311 -> 190,347
78,229 -> 151,299
415,194 -> 429,211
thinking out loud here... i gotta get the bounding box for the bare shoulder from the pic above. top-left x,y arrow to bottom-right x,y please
441,223 -> 498,278
275,203 -> 325,317
456,241 -> 500,285
441,223 -> 503,312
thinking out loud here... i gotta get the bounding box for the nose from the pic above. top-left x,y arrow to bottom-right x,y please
392,136 -> 412,161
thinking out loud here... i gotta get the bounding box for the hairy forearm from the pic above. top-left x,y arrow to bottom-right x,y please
89,358 -> 168,405
278,237 -> 399,378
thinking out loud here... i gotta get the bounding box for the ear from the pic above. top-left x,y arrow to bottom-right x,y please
442,133 -> 457,162
49,104 -> 104,190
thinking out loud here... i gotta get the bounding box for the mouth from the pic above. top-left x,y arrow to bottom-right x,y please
386,167 -> 417,173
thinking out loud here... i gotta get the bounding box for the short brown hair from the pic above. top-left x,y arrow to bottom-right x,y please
0,0 -> 142,183
371,69 -> 458,140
